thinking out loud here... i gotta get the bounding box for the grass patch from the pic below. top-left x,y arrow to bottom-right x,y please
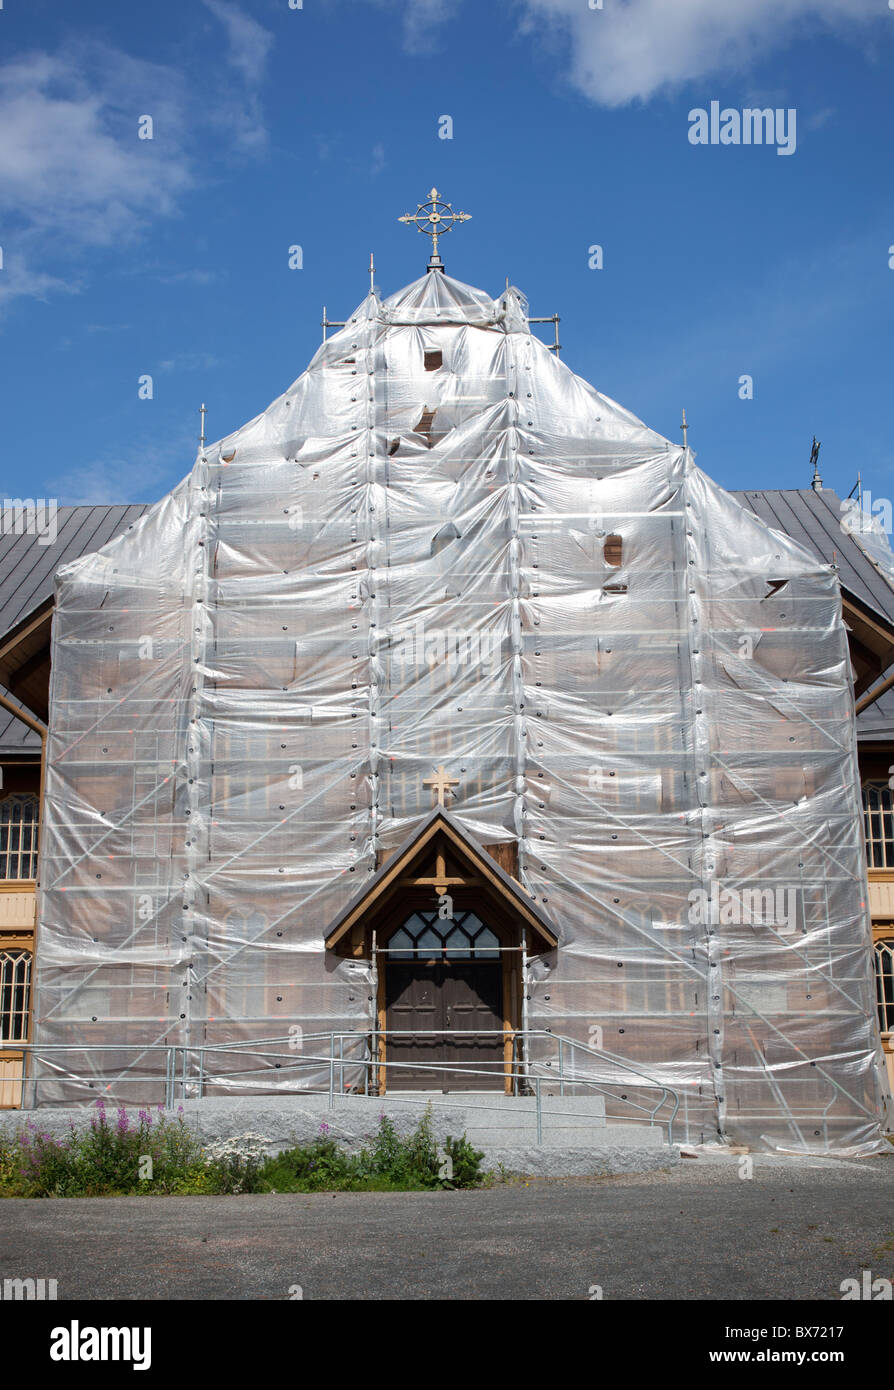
0,1101 -> 487,1197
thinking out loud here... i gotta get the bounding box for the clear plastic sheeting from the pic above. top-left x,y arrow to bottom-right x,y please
32,270 -> 889,1152
839,495 -> 894,593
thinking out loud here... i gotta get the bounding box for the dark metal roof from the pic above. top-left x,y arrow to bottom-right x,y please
0,504 -> 148,753
732,488 -> 894,743
2,489 -> 893,751
732,487 -> 894,624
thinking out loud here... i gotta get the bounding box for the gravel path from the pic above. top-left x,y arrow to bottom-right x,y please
1,1153 -> 892,1301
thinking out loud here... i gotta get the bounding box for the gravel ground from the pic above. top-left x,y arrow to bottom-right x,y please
1,1152 -> 892,1302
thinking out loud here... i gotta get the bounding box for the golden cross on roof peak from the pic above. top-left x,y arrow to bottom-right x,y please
423,765 -> 460,808
398,187 -> 471,272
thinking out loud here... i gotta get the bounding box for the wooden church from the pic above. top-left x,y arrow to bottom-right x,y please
11,191 -> 892,1153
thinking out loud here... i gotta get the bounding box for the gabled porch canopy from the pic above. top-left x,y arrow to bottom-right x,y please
324,808 -> 558,955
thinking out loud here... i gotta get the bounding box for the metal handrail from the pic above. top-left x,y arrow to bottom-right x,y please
4,1029 -> 682,1144
11,1030 -> 869,1150
530,1029 -> 681,1138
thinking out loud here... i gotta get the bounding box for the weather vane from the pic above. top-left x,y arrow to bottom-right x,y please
399,187 -> 471,272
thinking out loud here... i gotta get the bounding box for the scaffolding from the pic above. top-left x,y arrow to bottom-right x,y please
30,267 -> 890,1153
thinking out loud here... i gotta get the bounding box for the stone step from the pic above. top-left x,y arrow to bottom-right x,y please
480,1145 -> 679,1176
394,1091 -> 608,1122
464,1125 -> 664,1149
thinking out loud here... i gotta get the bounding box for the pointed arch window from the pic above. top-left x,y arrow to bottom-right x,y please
0,949 -> 32,1042
875,939 -> 894,1035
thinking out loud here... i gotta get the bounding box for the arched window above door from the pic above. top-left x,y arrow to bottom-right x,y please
388,910 -> 501,961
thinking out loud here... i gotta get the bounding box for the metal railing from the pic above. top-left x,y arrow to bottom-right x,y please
3,1030 -> 680,1145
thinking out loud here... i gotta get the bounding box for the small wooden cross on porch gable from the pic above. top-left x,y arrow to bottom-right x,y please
422,766 -> 460,894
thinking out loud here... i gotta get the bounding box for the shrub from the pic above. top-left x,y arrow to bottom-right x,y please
2,1100 -> 205,1197
0,1102 -> 486,1195
259,1107 -> 485,1193
444,1134 -> 486,1188
0,1135 -> 21,1195
260,1133 -> 358,1192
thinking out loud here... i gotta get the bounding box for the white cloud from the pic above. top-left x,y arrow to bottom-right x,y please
402,0 -> 454,53
515,0 -> 883,106
0,47 -> 191,249
388,0 -> 882,97
361,0 -> 456,54
47,430 -> 196,505
202,0 -> 274,85
0,253 -> 77,313
0,43 -> 192,313
0,7 -> 273,318
371,142 -> 386,177
157,351 -> 221,373
157,268 -> 222,286
201,0 -> 273,150
805,106 -> 837,130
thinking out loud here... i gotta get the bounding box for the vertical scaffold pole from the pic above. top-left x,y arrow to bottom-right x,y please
521,928 -> 530,1091
507,316 -> 535,1106
370,929 -> 378,1096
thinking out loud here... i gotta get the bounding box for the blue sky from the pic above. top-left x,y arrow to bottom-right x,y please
1,0 -> 892,506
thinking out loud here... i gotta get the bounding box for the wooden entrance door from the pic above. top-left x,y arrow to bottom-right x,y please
385,961 -> 504,1090
382,908 -> 506,1091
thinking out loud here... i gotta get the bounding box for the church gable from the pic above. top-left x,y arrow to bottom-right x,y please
28,239 -> 888,1152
